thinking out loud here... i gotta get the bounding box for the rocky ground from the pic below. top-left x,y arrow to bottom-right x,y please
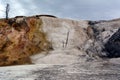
0,58 -> 120,80
0,16 -> 120,80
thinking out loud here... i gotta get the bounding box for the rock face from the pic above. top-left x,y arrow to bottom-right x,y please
1,15 -> 120,79
0,17 -> 51,66
31,17 -> 90,65
41,17 -> 88,49
0,16 -> 90,66
90,19 -> 120,58
104,28 -> 120,58
1,15 -> 120,66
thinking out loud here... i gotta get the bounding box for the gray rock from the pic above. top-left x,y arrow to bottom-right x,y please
104,28 -> 120,58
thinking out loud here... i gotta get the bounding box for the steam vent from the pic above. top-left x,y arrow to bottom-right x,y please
0,15 -> 120,80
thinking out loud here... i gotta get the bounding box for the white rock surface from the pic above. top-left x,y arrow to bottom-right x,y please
1,17 -> 120,80
41,17 -> 88,49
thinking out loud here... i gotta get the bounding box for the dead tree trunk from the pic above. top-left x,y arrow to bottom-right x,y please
6,4 -> 10,20
65,31 -> 70,48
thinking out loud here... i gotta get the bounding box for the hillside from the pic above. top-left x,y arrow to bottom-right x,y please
0,15 -> 120,80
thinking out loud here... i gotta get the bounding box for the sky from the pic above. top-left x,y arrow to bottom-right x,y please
0,0 -> 120,20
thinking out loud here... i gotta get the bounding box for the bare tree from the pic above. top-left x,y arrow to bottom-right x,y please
6,3 -> 10,20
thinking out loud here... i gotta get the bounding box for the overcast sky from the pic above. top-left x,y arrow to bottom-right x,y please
0,0 -> 120,20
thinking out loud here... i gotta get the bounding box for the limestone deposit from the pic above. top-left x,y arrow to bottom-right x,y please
0,17 -> 51,66
0,15 -> 120,80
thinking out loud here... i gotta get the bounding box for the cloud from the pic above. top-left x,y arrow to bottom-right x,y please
0,5 -> 5,18
0,0 -> 27,18
0,0 -> 120,20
